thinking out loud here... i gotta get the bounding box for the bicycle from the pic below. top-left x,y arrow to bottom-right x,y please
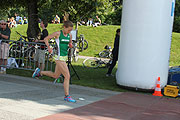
75,22 -> 88,52
83,57 -> 112,68
78,34 -> 88,52
9,31 -> 36,60
99,45 -> 113,59
68,29 -> 81,62
70,34 -> 88,61
68,29 -> 88,62
69,40 -> 79,62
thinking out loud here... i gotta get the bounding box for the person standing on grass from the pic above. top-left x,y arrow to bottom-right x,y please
34,20 -> 48,71
32,21 -> 76,103
0,20 -> 11,74
106,28 -> 120,77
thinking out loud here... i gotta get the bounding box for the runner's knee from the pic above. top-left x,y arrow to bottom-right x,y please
63,73 -> 70,80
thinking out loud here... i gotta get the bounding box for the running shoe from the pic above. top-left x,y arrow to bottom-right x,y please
64,95 -> 76,103
32,68 -> 40,78
36,73 -> 42,77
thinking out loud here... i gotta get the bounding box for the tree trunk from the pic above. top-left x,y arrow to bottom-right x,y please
27,0 -> 40,40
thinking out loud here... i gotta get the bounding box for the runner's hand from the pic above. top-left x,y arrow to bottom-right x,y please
69,43 -> 73,48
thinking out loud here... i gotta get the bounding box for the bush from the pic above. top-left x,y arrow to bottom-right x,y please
0,9 -> 8,20
104,7 -> 122,25
173,16 -> 180,33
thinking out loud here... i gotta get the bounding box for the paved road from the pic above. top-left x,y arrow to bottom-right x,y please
0,74 -> 120,120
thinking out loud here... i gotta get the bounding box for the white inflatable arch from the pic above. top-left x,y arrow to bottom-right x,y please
116,0 -> 175,90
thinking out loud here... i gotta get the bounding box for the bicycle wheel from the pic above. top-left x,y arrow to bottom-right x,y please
99,50 -> 109,58
83,57 -> 100,68
9,44 -> 19,58
79,35 -> 88,51
28,49 -> 35,60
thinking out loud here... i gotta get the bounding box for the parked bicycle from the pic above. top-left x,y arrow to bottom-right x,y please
9,31 -> 36,60
75,22 -> 88,52
78,34 -> 88,52
99,45 -> 113,59
83,57 -> 112,68
69,40 -> 79,62
68,29 -> 88,62
69,34 -> 87,62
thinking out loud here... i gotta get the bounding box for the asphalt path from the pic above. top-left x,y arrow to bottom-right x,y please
0,74 -> 120,120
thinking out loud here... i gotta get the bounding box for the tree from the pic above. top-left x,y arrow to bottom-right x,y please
1,0 -> 103,38
27,0 -> 40,39
49,0 -> 99,22
0,0 -> 122,38
0,0 -> 40,39
47,0 -> 114,23
173,0 -> 180,32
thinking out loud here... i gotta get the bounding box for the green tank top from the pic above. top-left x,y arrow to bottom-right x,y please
58,30 -> 70,56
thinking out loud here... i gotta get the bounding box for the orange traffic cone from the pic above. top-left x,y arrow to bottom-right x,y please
153,77 -> 163,96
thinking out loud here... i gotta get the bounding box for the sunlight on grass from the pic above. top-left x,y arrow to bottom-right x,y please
10,24 -> 120,57
10,24 -> 180,66
8,24 -> 180,92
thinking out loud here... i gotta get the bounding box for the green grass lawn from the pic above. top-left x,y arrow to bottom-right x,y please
10,24 -> 180,66
11,24 -> 120,57
8,24 -> 180,92
170,32 -> 180,66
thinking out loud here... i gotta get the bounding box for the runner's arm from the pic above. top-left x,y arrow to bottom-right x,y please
44,31 -> 60,53
69,33 -> 73,48
44,31 -> 59,47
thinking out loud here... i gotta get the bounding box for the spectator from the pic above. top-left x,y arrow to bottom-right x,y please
34,20 -> 48,71
0,20 -> 11,74
24,17 -> 27,24
86,18 -> 93,26
7,18 -> 10,28
9,17 -> 17,28
19,17 -> 24,25
15,14 -> 20,24
77,19 -> 86,26
53,15 -> 60,24
106,28 -> 120,77
93,16 -> 101,27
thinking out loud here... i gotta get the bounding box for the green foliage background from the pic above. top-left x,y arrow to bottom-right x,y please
1,0 -> 180,32
0,0 -> 122,25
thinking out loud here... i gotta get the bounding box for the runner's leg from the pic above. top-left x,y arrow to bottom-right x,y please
40,61 -> 61,79
40,60 -> 70,96
55,61 -> 70,96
